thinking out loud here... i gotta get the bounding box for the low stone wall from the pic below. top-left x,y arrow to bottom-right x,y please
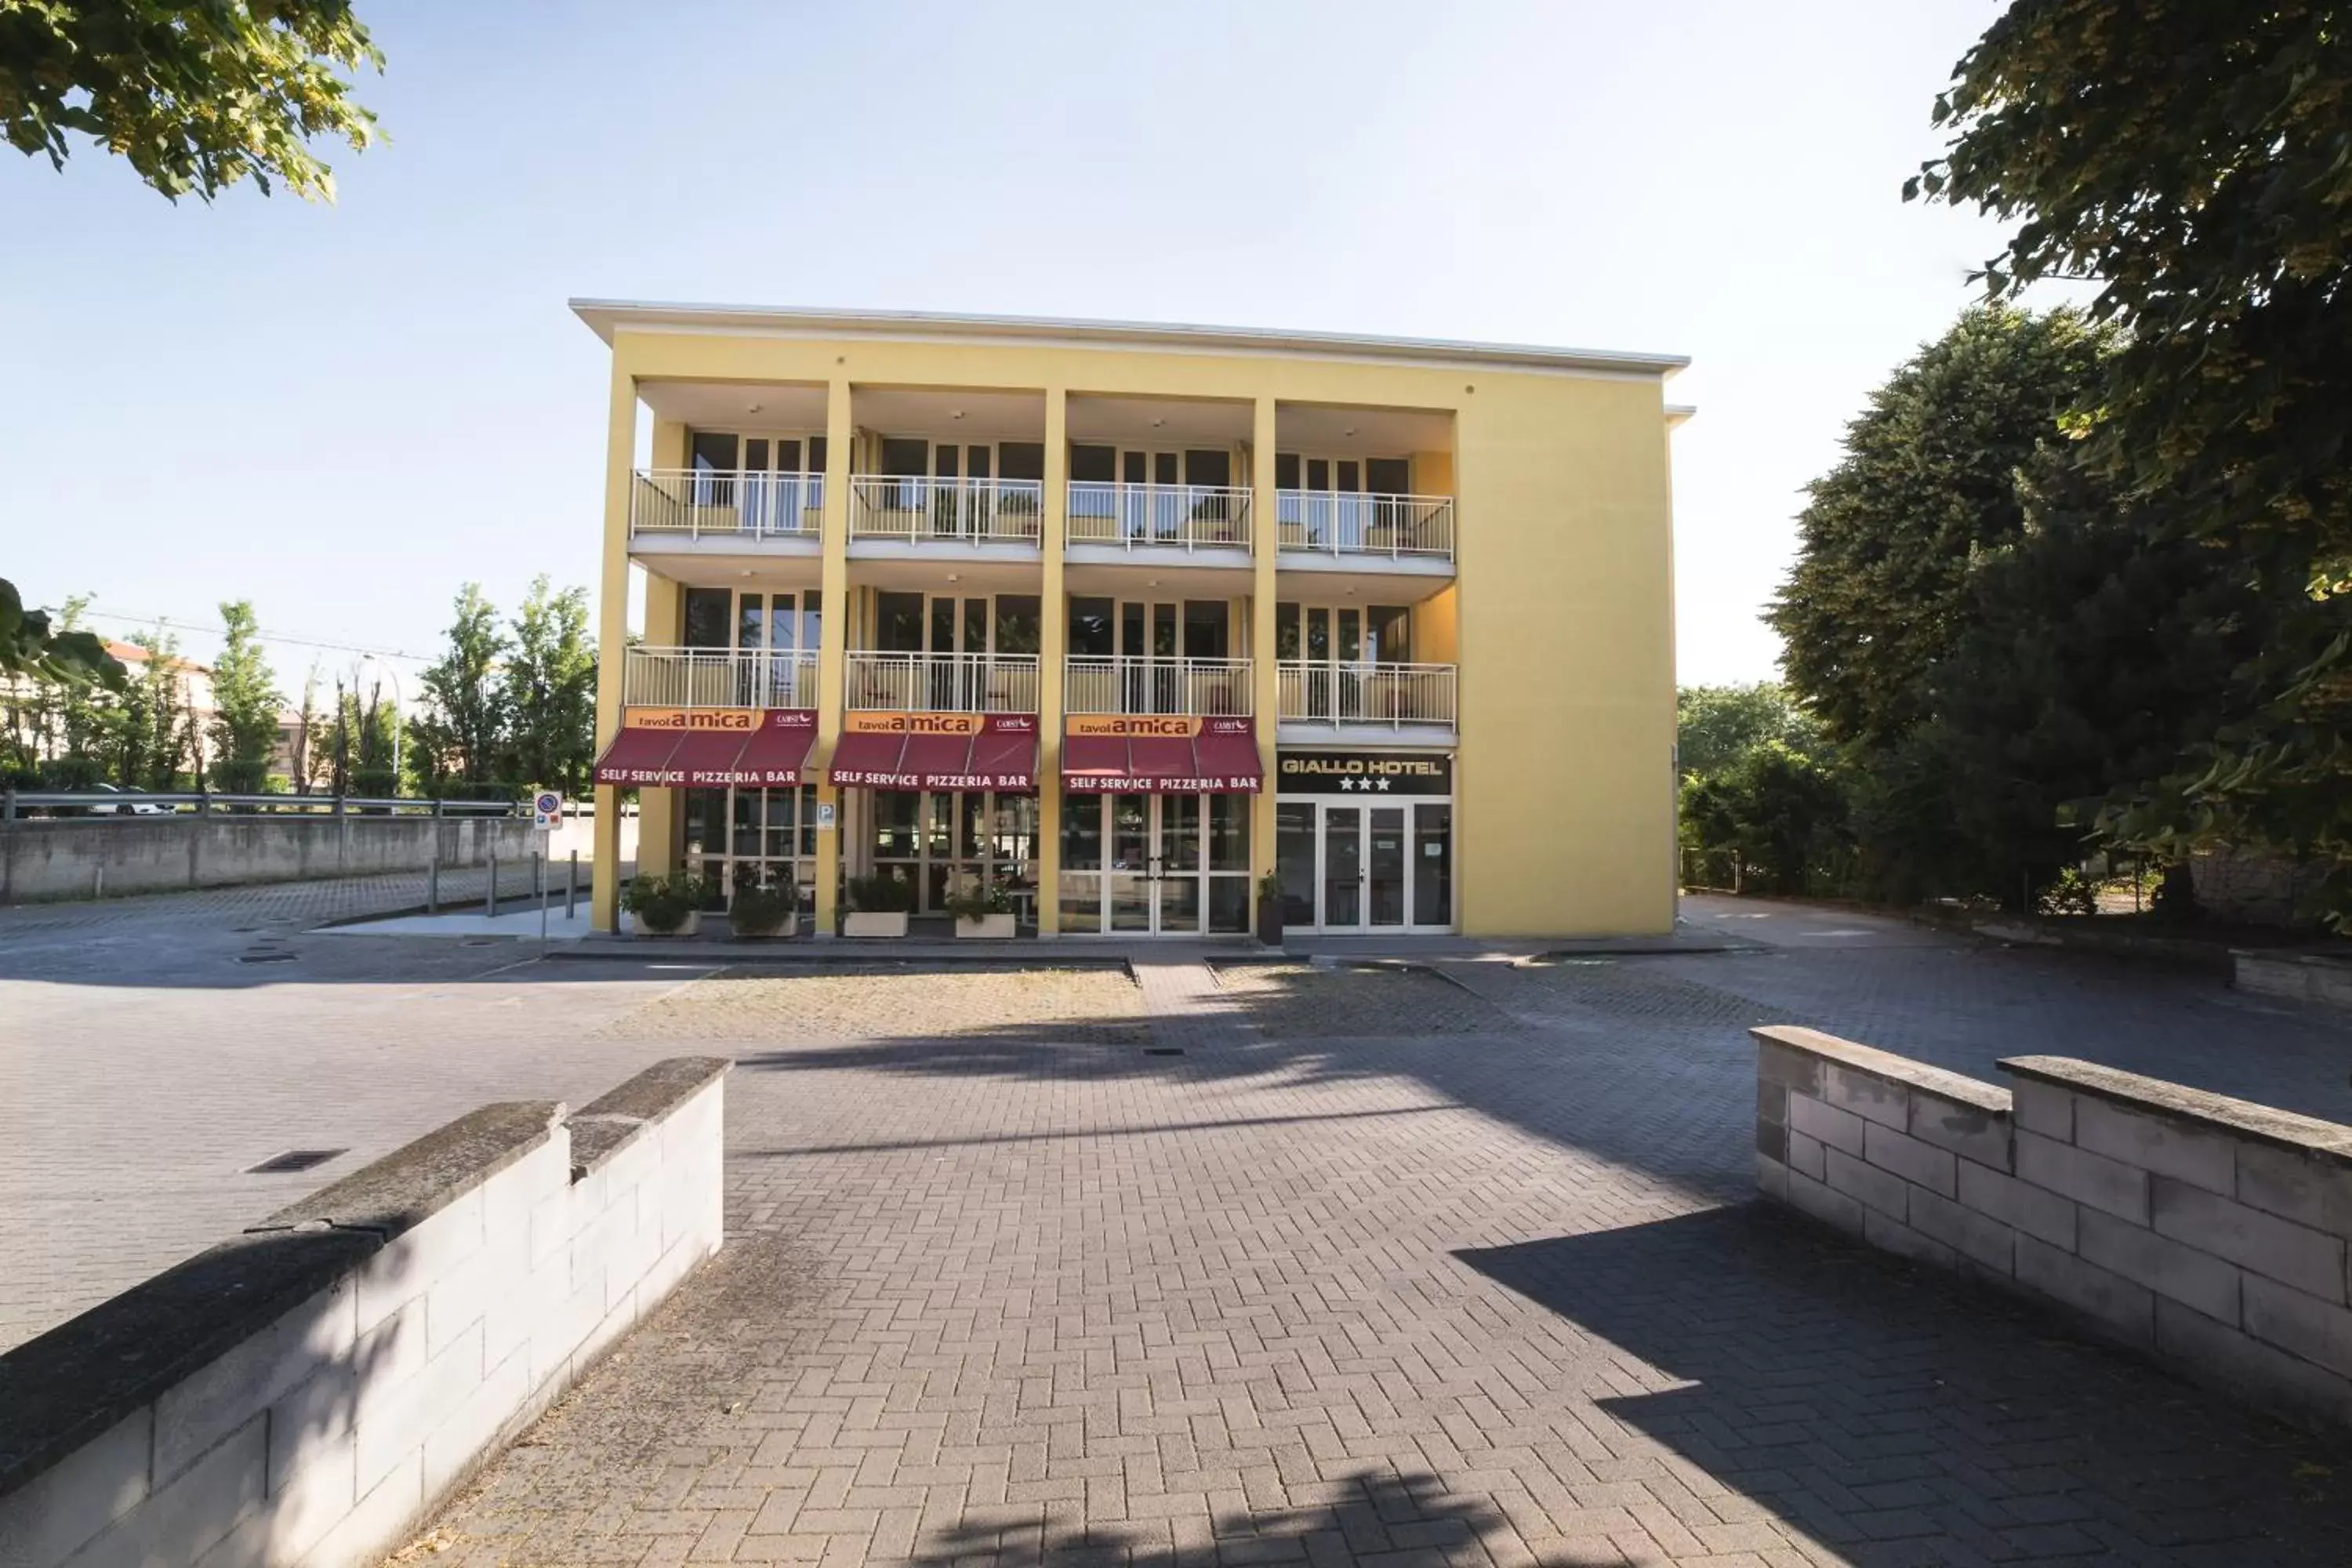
0,815 -> 534,903
0,1058 -> 728,1568
1755,1025 -> 2352,1430
2234,949 -> 2352,1011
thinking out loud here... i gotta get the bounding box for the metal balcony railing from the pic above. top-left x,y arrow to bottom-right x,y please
849,476 -> 1044,544
1277,661 -> 1457,728
1065,483 -> 1251,550
624,647 -> 821,710
1064,656 -> 1253,717
844,651 -> 1040,713
1275,492 -> 1454,560
631,468 -> 824,539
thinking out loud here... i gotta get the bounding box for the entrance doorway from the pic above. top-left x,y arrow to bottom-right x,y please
1275,797 -> 1452,933
1058,790 -> 1252,935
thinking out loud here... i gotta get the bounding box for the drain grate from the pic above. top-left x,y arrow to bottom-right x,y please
1144,1046 -> 1185,1057
246,1148 -> 345,1174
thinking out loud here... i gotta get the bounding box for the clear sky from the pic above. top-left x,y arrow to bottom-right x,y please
1,0 -> 2022,692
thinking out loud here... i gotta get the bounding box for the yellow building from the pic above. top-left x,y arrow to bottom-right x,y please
574,303 -> 1688,940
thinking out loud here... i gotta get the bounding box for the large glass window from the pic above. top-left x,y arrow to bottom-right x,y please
1413,803 -> 1452,926
994,595 -> 1041,655
1184,601 -> 1230,660
690,432 -> 738,471
999,442 -> 1045,481
1069,597 -> 1115,657
681,785 -> 818,915
683,587 -> 732,649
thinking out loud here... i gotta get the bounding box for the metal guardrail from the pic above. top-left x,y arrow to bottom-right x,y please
1065,483 -> 1251,550
1276,661 -> 1457,728
1,790 -> 525,821
625,647 -> 821,709
1274,491 -> 1454,559
1064,655 -> 1253,717
849,476 -> 1045,544
631,467 -> 825,539
845,651 -> 1040,713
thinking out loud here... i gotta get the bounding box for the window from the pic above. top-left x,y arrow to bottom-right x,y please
1274,452 -> 1300,489
1366,457 -> 1410,495
690,432 -> 738,471
994,595 -> 1041,655
683,588 -> 731,649
1275,603 -> 1301,660
999,442 -> 1044,481
1368,605 -> 1412,664
1185,449 -> 1232,488
880,437 -> 929,476
1069,445 -> 1116,483
1183,601 -> 1230,660
1069,597 -> 1115,657
876,593 -> 926,653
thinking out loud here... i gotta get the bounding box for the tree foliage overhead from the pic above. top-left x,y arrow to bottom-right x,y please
2,0 -> 382,201
1676,683 -> 1820,781
1910,0 -> 2352,918
1,577 -> 125,690
413,583 -> 509,788
1770,307 -> 2117,749
502,576 -> 597,795
207,600 -> 282,792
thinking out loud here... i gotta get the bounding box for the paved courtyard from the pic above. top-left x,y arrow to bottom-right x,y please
6,891 -> 2352,1563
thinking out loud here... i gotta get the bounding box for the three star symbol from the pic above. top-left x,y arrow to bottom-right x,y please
1336,777 -> 1395,792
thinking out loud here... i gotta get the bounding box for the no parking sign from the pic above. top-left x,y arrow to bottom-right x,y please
532,789 -> 563,831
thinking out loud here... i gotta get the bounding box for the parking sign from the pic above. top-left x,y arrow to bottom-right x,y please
533,789 -> 563,831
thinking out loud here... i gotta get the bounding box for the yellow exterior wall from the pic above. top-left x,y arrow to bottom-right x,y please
590,322 -> 1678,937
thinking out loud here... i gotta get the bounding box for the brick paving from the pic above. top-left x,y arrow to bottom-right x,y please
8,888 -> 2352,1564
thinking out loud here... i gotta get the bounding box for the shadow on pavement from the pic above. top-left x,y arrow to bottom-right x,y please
1457,1204 -> 2352,1565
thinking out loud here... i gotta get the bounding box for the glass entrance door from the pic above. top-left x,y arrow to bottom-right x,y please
1061,791 -> 1252,935
1293,798 -> 1439,932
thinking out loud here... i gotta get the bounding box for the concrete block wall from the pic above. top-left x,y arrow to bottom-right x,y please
0,815 -> 535,903
0,1058 -> 728,1568
1755,1025 -> 2352,1431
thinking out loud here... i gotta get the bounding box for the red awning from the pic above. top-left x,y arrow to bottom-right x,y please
1062,733 -> 1131,782
965,722 -> 1039,790
1058,719 -> 1262,793
726,710 -> 816,786
670,727 -> 754,788
1192,719 -> 1265,793
826,728 -> 916,789
898,731 -> 972,789
593,725 -> 683,786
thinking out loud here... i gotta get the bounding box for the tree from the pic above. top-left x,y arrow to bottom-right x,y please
2,1 -> 383,201
112,626 -> 191,790
1680,742 -> 1849,897
1677,684 -> 1820,780
501,577 -> 596,794
207,601 -> 282,792
1911,0 -> 2352,919
1,578 -> 124,690
415,584 -> 507,787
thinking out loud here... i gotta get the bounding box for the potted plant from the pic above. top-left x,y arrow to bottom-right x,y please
1254,870 -> 1285,948
728,877 -> 798,939
945,881 -> 1018,939
844,871 -> 913,938
622,872 -> 710,937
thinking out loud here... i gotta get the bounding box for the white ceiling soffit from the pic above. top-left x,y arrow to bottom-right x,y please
638,381 -> 828,429
853,387 -> 1047,441
1066,396 -> 1252,445
1275,405 -> 1453,452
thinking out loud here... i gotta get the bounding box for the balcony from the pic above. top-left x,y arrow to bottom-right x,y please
845,651 -> 1040,713
850,476 -> 1044,547
1276,492 -> 1454,565
624,647 -> 820,710
1277,661 -> 1456,739
630,469 -> 823,543
1065,656 -> 1252,717
1065,483 -> 1251,552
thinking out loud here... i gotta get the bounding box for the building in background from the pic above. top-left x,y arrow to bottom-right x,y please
576,303 -> 1688,938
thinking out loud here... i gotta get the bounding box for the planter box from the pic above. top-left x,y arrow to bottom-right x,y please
731,911 -> 798,940
633,909 -> 701,938
955,913 -> 1017,939
1256,897 -> 1283,948
844,911 -> 909,938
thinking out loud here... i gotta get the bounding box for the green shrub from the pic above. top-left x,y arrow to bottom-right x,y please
944,882 -> 1015,922
848,870 -> 914,913
728,877 -> 797,937
622,873 -> 712,935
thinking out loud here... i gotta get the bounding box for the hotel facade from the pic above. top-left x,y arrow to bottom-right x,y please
578,303 -> 1687,939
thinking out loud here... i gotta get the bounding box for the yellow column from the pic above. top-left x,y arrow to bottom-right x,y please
1037,387 -> 1068,938
813,377 -> 853,937
636,573 -> 684,878
1250,395 -> 1280,895
590,363 -> 636,931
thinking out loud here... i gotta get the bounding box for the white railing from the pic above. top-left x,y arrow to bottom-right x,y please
624,647 -> 821,710
850,476 -> 1044,544
1275,492 -> 1454,560
630,469 -> 824,539
1064,656 -> 1254,717
1278,661 -> 1456,728
844,651 -> 1040,713
1065,484 -> 1251,550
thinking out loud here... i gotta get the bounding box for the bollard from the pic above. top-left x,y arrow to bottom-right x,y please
568,849 -> 579,920
485,849 -> 497,918
537,848 -> 548,943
